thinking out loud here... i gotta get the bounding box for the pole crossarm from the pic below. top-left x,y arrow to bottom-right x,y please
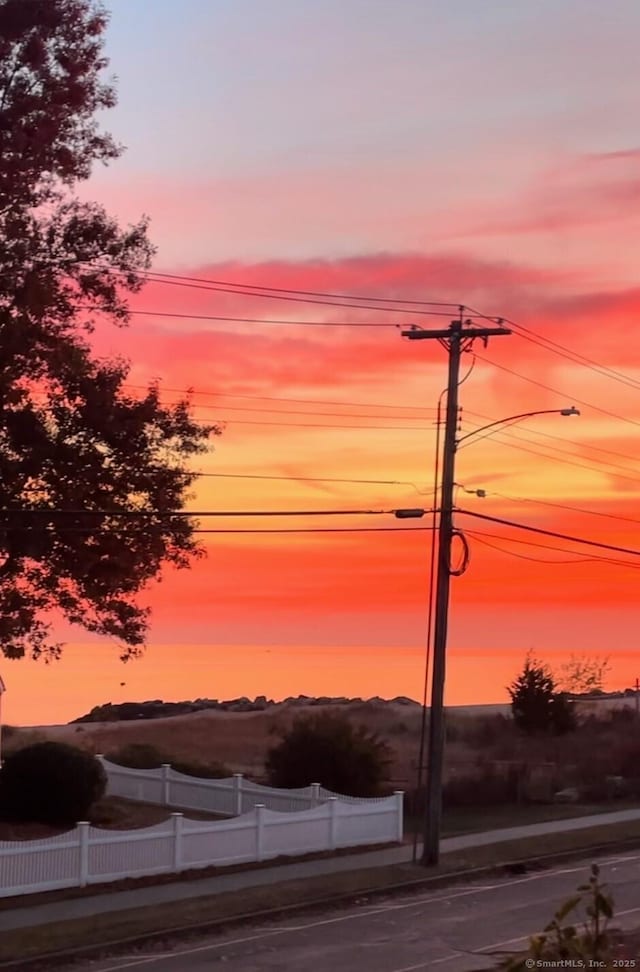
401,325 -> 511,341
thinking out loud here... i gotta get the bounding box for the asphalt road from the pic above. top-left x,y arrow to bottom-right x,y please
59,851 -> 640,972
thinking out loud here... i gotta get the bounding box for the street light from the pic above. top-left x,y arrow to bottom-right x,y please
420,403 -> 580,867
457,407 -> 580,447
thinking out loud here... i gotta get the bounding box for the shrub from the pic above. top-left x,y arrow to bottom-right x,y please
443,766 -> 519,808
170,759 -> 232,778
0,742 -> 107,826
497,863 -> 613,968
106,743 -> 232,778
105,743 -> 168,768
265,712 -> 392,797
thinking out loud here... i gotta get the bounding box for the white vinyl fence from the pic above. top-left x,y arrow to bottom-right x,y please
0,795 -> 404,898
97,756 -> 394,817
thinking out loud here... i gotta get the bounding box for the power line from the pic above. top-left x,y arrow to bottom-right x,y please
456,507 -> 640,558
460,486 -> 640,528
476,353 -> 640,432
464,302 -> 640,393
8,525 -> 436,536
103,271 -> 461,319
201,417 -> 437,431
123,385 -> 439,414
139,269 -> 462,309
466,529 -> 640,568
502,318 -> 640,393
90,307 -> 405,329
191,526 -> 436,534
0,506 -> 409,519
464,408 -> 640,467
192,471 -> 428,491
459,417 -> 640,484
159,400 -> 436,422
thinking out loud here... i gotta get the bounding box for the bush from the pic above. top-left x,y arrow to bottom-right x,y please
105,743 -> 232,778
0,742 -> 107,826
170,759 -> 232,778
443,766 -> 519,808
105,743 -> 168,768
497,863 -> 613,968
265,713 -> 392,797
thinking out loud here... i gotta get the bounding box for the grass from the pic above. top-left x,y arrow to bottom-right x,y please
434,799 -> 640,837
0,797 -> 226,842
5,816 -> 640,966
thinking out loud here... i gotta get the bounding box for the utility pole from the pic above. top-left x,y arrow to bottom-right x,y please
402,317 -> 511,865
635,677 -> 639,721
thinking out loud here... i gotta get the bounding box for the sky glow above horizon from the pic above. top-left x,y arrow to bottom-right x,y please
7,0 -> 640,724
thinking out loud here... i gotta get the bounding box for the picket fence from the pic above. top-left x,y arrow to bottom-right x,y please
0,758 -> 403,898
97,756 -> 391,816
0,798 -> 403,898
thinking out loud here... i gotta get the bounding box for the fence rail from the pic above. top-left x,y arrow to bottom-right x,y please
0,795 -> 404,899
98,757 -> 391,816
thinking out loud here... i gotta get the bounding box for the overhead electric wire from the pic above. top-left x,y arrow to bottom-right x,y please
464,408 -> 640,467
463,301 -> 640,392
458,417 -> 640,483
476,353 -> 640,432
0,506 -> 412,519
123,385 -> 439,414
456,508 -> 640,558
7,525 -> 437,536
99,271 -> 462,319
137,269 -> 461,309
88,307 -> 410,329
466,529 -> 640,568
159,400 -> 437,422
197,417 -> 437,431
460,486 -> 640,528
192,472 -> 428,491
510,328 -> 640,392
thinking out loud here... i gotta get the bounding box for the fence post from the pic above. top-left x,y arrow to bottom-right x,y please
328,797 -> 338,850
171,812 -> 184,872
233,773 -> 243,815
310,783 -> 321,808
77,821 -> 90,887
393,791 -> 404,843
161,763 -> 171,805
255,804 -> 265,862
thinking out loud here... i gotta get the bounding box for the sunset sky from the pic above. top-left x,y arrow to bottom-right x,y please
8,0 -> 640,724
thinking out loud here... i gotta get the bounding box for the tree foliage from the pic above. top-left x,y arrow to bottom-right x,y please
265,713 -> 392,797
508,655 -> 576,735
0,741 -> 107,825
555,654 -> 611,696
0,0 -> 217,660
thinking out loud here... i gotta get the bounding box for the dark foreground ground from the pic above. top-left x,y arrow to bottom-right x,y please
50,848 -> 640,972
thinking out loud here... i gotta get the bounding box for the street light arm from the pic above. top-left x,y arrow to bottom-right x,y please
456,407 -> 579,446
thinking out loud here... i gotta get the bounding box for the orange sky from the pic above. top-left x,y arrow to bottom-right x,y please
6,2 -> 640,725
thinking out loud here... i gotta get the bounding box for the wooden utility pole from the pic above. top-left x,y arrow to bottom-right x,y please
402,318 -> 511,866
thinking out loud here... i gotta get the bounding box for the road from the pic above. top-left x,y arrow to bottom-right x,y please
58,851 -> 640,972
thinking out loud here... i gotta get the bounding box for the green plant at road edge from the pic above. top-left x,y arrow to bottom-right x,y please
494,863 -> 613,969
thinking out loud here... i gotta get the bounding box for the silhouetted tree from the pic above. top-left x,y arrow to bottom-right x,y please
265,713 -> 392,797
0,0 -> 217,660
508,656 -> 576,735
555,654 -> 611,696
